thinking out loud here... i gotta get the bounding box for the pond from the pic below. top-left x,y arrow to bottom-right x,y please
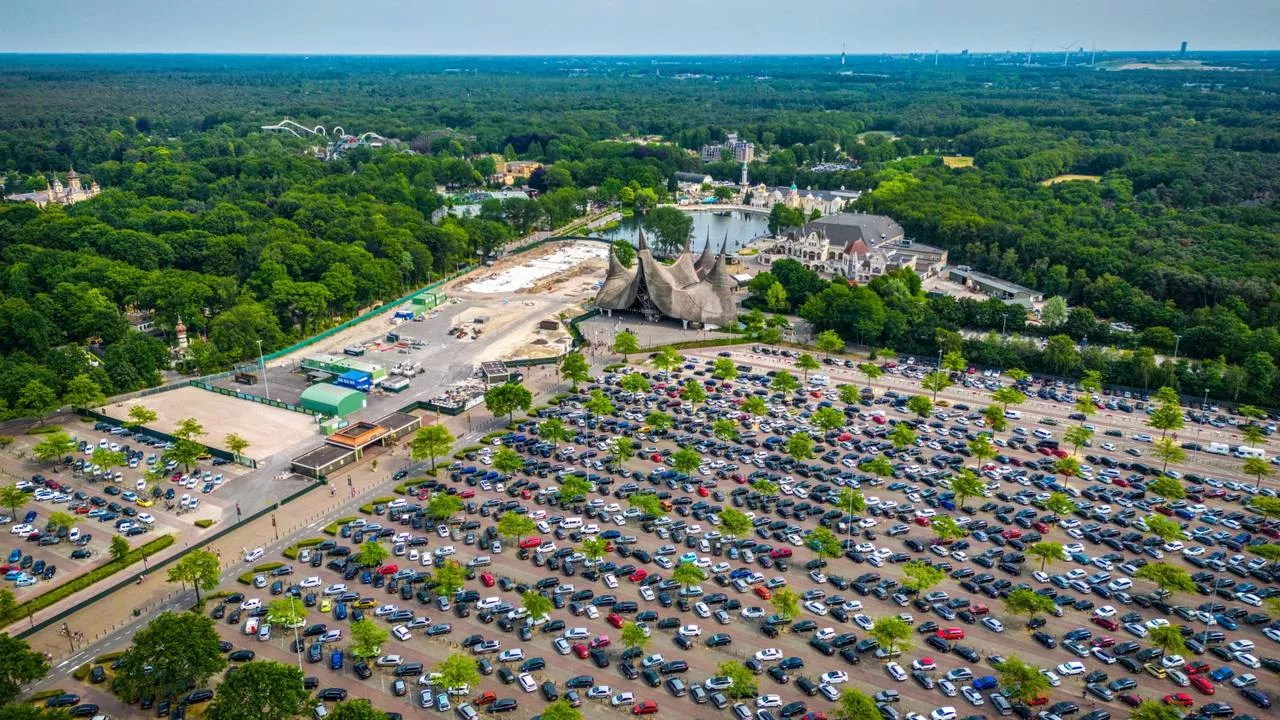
597,210 -> 771,253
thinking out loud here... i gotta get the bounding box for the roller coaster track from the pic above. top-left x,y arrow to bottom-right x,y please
260,118 -> 333,138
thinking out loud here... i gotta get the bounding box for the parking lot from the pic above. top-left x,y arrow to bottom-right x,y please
57,348 -> 1280,720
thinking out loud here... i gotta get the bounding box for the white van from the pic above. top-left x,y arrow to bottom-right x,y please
560,517 -> 583,530
1004,410 -> 1022,420
1234,446 -> 1265,459
244,547 -> 265,563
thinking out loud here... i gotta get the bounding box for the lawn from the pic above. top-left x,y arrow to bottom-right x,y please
1040,174 -> 1101,185
942,156 -> 974,168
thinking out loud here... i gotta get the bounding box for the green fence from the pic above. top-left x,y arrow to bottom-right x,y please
77,408 -> 254,468
191,381 -> 324,420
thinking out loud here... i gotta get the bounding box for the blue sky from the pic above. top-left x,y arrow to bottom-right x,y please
3,0 -> 1275,54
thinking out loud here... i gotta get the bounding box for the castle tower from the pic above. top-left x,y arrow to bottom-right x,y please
175,316 -> 189,350
67,167 -> 82,193
740,161 -> 749,188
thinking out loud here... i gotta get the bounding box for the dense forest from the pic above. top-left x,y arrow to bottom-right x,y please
0,53 -> 1277,410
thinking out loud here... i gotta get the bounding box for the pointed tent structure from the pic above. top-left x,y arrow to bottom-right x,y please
597,233 -> 738,328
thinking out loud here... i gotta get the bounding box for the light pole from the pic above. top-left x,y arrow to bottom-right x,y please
1173,335 -> 1182,362
256,339 -> 271,401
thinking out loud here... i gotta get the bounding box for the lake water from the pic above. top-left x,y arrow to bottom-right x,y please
597,210 -> 771,253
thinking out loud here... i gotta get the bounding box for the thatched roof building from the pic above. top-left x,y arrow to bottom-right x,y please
596,232 -> 737,328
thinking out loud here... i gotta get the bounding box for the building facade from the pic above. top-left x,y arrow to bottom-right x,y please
700,132 -> 755,163
4,169 -> 100,208
763,213 -> 948,282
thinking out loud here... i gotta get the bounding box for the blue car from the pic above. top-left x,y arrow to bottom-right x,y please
329,650 -> 343,671
334,602 -> 347,621
4,570 -> 21,581
8,549 -> 21,563
1213,614 -> 1238,630
1209,666 -> 1233,682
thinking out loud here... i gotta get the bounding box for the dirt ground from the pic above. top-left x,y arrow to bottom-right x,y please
111,387 -> 319,460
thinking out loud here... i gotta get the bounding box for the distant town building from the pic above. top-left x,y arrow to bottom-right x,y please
4,169 -> 100,208
748,182 -> 861,216
487,159 -> 543,186
700,132 -> 755,163
762,213 -> 947,282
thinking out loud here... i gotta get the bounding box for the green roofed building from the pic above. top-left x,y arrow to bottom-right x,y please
299,383 -> 366,417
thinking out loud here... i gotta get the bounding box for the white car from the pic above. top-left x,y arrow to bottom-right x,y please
392,625 -> 411,641
804,600 -> 829,616
886,662 -> 907,681
611,691 -> 636,706
962,686 -> 985,706
498,649 -> 524,663
853,614 -> 874,631
981,617 -> 1004,633
9,524 -> 32,535
754,648 -> 783,662
704,677 -> 733,691
323,584 -> 347,596
756,695 -> 782,709
587,685 -> 612,700
741,607 -> 765,619
564,627 -> 590,640
240,598 -> 262,611
820,671 -> 849,685
642,654 -> 665,669
931,707 -> 957,720
518,673 -> 536,693
375,654 -> 403,667
1041,670 -> 1061,687
300,576 -> 321,588
1056,661 -> 1086,676
678,624 -> 702,637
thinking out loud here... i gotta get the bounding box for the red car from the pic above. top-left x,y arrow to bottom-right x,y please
1092,617 -> 1118,631
518,537 -> 543,549
1164,693 -> 1194,707
1026,697 -> 1049,706
1189,676 -> 1215,695
572,643 -> 589,659
607,613 -> 624,629
1186,661 -> 1211,676
802,713 -> 828,720
970,604 -> 989,615
1091,636 -> 1115,648
914,516 -> 930,527
769,548 -> 792,559
377,564 -> 399,575
1001,528 -> 1022,540
1033,521 -> 1050,533
650,454 -> 662,463
479,572 -> 495,587
631,701 -> 658,715
459,490 -> 475,499
628,569 -> 648,582
936,628 -> 965,640
697,486 -> 709,497
590,635 -> 611,649
1119,694 -> 1143,708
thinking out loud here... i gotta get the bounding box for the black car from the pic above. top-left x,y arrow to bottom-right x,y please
706,633 -> 732,648
541,682 -> 558,701
316,688 -> 348,701
781,701 -> 808,718
565,675 -> 594,689
490,698 -> 518,713
228,650 -> 255,662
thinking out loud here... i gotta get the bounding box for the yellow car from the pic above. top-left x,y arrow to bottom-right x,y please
353,597 -> 378,609
136,497 -> 154,507
320,599 -> 332,614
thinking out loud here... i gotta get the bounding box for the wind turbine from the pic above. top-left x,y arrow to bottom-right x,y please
1059,42 -> 1076,66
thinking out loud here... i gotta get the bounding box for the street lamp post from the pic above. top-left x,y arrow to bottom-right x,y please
257,339 -> 271,401
1173,335 -> 1182,362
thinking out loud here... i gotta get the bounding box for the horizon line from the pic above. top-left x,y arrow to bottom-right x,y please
1,49 -> 1278,57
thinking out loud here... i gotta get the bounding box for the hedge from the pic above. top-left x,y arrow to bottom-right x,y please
358,496 -> 398,515
637,336 -> 747,353
194,519 -> 214,529
604,363 -> 626,372
236,561 -> 285,586
72,664 -> 91,681
451,445 -> 484,460
282,538 -> 325,560
323,516 -> 358,536
28,689 -> 65,702
0,534 -> 174,626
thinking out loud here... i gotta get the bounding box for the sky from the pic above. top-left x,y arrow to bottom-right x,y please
3,0 -> 1276,54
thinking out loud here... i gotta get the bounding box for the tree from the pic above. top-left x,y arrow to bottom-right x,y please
125,404 -> 158,429
46,511 -> 74,533
1054,456 -> 1082,484
1073,395 -> 1097,423
1004,588 -> 1056,625
1242,423 -> 1266,448
621,621 -> 650,654
355,539 -> 389,568
1248,496 -> 1280,521
619,372 -> 649,394
110,534 -> 130,561
0,634 -> 49,705
224,433 -> 250,461
770,587 -> 799,622
741,396 -> 767,417
836,488 -> 866,536
628,493 -> 662,517
795,354 -> 819,380
113,611 -> 226,701
0,486 -> 25,525
1027,541 -> 1066,572
1148,402 -> 1185,439
426,493 -> 463,522
682,378 -> 707,406
584,389 -> 614,418
992,386 -> 1026,416
771,371 -> 799,393
432,560 -> 466,596
612,330 -> 640,358
15,379 -> 57,418
1149,625 -> 1187,657
1250,543 -> 1280,570
609,436 -> 633,468
672,447 -> 701,475
982,404 -> 1007,439
207,660 -> 308,720
712,358 -> 738,380
889,422 -> 916,450
718,660 -> 758,699
646,410 -> 674,434
493,447 -> 524,475
349,617 -> 387,659
496,512 -> 536,544
643,206 -> 693,255
165,439 -> 205,473
652,346 -> 683,372
816,330 -> 844,357
931,516 -> 966,542
91,447 -> 126,477
838,384 -> 860,406
559,351 -> 590,390
941,351 -> 967,374
1134,562 -> 1196,595
901,561 -> 945,594
807,526 -> 842,561
671,561 -> 705,591
558,474 -> 592,503
521,590 -> 553,621
786,433 -> 814,460
436,652 -> 480,691
870,616 -> 912,654
1130,701 -> 1185,720
173,417 -> 206,442
835,688 -> 880,720
484,382 -> 532,424
949,469 -> 985,510
1147,476 -> 1187,504
764,282 -> 788,312
266,596 -> 306,664
1243,456 -> 1274,491
719,507 -> 751,539
859,455 -> 894,484
541,699 -> 583,720
906,394 -> 933,420
921,371 -> 951,402
537,417 -> 572,447
857,362 -> 883,391
751,478 -> 778,496
328,700 -> 389,720
32,431 -> 76,465
1040,296 -> 1068,327
1044,491 -> 1075,519
1063,425 -> 1093,456
996,655 -> 1051,705
580,536 -> 608,563
712,418 -> 739,441
166,549 -> 220,605
967,435 -> 997,468
812,406 -> 845,433
410,424 -> 455,471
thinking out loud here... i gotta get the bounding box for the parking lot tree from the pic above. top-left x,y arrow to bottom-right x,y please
432,560 -> 466,596
646,410 -> 674,435
671,561 -> 705,591
628,492 -> 662,517
942,351 -> 967,374
1149,624 -> 1187,658
521,589 -> 553,620
931,516 -> 966,543
982,405 -> 1008,439
1027,541 -> 1066,572
109,534 -> 130,561
173,418 -> 206,442
619,372 -> 650,394
838,384 -> 860,406
46,511 -> 74,534
484,382 -> 533,424
559,351 -> 590,390
906,394 -> 933,421
921,371 -> 951,402
718,660 -> 758,699
580,537 -> 607,563
812,406 -> 844,433
558,474 -> 592,503
612,330 -> 640,359
672,446 -> 701,476
1134,562 -> 1196,595
741,395 -> 767,417
712,418 -> 739,441
771,370 -> 799,394
609,436 -> 634,468
1249,495 -> 1280,521
1073,395 -> 1096,423
492,447 -> 524,476
91,447 -> 126,476
857,363 -> 883,393
537,417 -> 572,449
1241,422 -> 1265,448
769,586 -> 799,623
114,611 -> 225,702
901,561 -> 944,594
349,617 -> 387,659
124,404 -> 158,429
795,353 -> 819,381
621,621 -> 650,654
584,389 -> 614,418
1146,476 -> 1187,505
32,431 -> 76,465
208,660 -> 307,720
0,634 -> 48,705
1242,455 -> 1274,491
837,488 -> 866,535
682,378 -> 706,406
410,424 -> 455,472
870,616 -> 912,655
266,597 -> 306,667
995,655 -> 1050,705
859,455 -> 893,484
1044,492 -> 1074,519
165,438 -> 205,472
496,511 -> 536,544
426,493 -> 464,522
888,422 -> 916,450
1004,587 -> 1056,625
1053,456 -> 1081,485
949,469 -> 985,511
540,699 -> 582,720
816,330 -> 844,358
436,652 -> 480,690
223,433 -> 251,462
166,549 -> 220,606
652,346 -> 683,372
712,358 -> 738,381
326,701 -> 384,720
356,539 -> 389,568
1063,425 -> 1092,457
807,526 -> 842,561
751,478 -> 778,497
0,485 -> 25,524
786,433 -> 815,461
835,687 -> 880,720
992,386 -> 1026,417
719,507 -> 752,539
1130,700 -> 1184,720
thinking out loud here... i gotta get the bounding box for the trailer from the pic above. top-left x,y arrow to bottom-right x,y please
383,377 -> 411,393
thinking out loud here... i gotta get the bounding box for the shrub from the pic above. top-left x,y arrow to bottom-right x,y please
26,424 -> 62,435
358,496 -> 397,515
282,538 -> 324,559
0,436 -> 13,448
194,518 -> 214,528
323,516 -> 358,536
72,664 -> 91,681
28,689 -> 64,701
451,445 -> 483,460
